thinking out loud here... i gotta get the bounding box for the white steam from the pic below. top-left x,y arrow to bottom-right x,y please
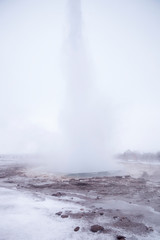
0,0 -> 160,171
58,0 -> 114,172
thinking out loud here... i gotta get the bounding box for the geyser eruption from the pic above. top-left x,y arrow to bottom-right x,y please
61,0 -> 113,172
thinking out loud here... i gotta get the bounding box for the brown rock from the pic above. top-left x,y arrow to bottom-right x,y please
90,225 -> 104,232
61,215 -> 68,218
116,235 -> 126,240
74,226 -> 80,232
55,211 -> 62,216
52,192 -> 66,197
99,212 -> 104,215
146,226 -> 154,232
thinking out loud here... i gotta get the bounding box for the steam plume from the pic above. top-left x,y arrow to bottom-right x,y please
60,0 -> 113,172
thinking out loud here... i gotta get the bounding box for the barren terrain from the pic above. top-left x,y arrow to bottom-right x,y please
0,160 -> 160,240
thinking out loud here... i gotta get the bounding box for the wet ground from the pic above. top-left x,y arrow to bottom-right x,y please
0,161 -> 160,240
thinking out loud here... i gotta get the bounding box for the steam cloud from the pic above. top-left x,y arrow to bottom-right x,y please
0,0 -> 159,172
59,0 -> 113,172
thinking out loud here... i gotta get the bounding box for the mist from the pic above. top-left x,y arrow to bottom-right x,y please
59,0 -> 114,172
0,0 -> 160,172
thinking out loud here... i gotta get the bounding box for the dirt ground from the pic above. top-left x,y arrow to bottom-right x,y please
0,161 -> 160,240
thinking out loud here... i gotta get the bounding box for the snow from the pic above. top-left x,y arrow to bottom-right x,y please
0,187 -> 85,240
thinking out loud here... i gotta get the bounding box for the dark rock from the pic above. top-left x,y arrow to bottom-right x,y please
116,235 -> 126,240
61,215 -> 68,218
55,211 -> 62,216
52,192 -> 66,197
74,182 -> 89,186
146,226 -> 154,232
90,225 -> 104,232
74,226 -> 80,232
99,212 -> 104,215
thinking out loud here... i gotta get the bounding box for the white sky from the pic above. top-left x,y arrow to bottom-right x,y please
0,0 -> 160,156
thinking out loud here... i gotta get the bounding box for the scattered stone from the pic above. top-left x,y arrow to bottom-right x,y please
113,216 -> 118,219
146,226 -> 154,232
55,211 -> 62,216
74,226 -> 80,232
99,212 -> 104,215
52,192 -> 66,197
116,235 -> 126,240
90,225 -> 104,232
61,215 -> 68,218
73,182 -> 89,187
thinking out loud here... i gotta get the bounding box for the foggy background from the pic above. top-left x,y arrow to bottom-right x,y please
0,0 -> 160,172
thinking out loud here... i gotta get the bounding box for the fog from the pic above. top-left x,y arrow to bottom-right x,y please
0,0 -> 160,172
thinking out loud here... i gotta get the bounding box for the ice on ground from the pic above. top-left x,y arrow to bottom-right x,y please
0,187 -> 87,240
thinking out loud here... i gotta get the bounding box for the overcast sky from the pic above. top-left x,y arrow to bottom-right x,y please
0,0 -> 160,159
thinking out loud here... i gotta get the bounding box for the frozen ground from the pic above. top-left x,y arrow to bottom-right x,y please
0,187 -> 87,240
0,160 -> 160,240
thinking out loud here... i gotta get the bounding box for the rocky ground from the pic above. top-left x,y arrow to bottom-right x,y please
0,161 -> 160,240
